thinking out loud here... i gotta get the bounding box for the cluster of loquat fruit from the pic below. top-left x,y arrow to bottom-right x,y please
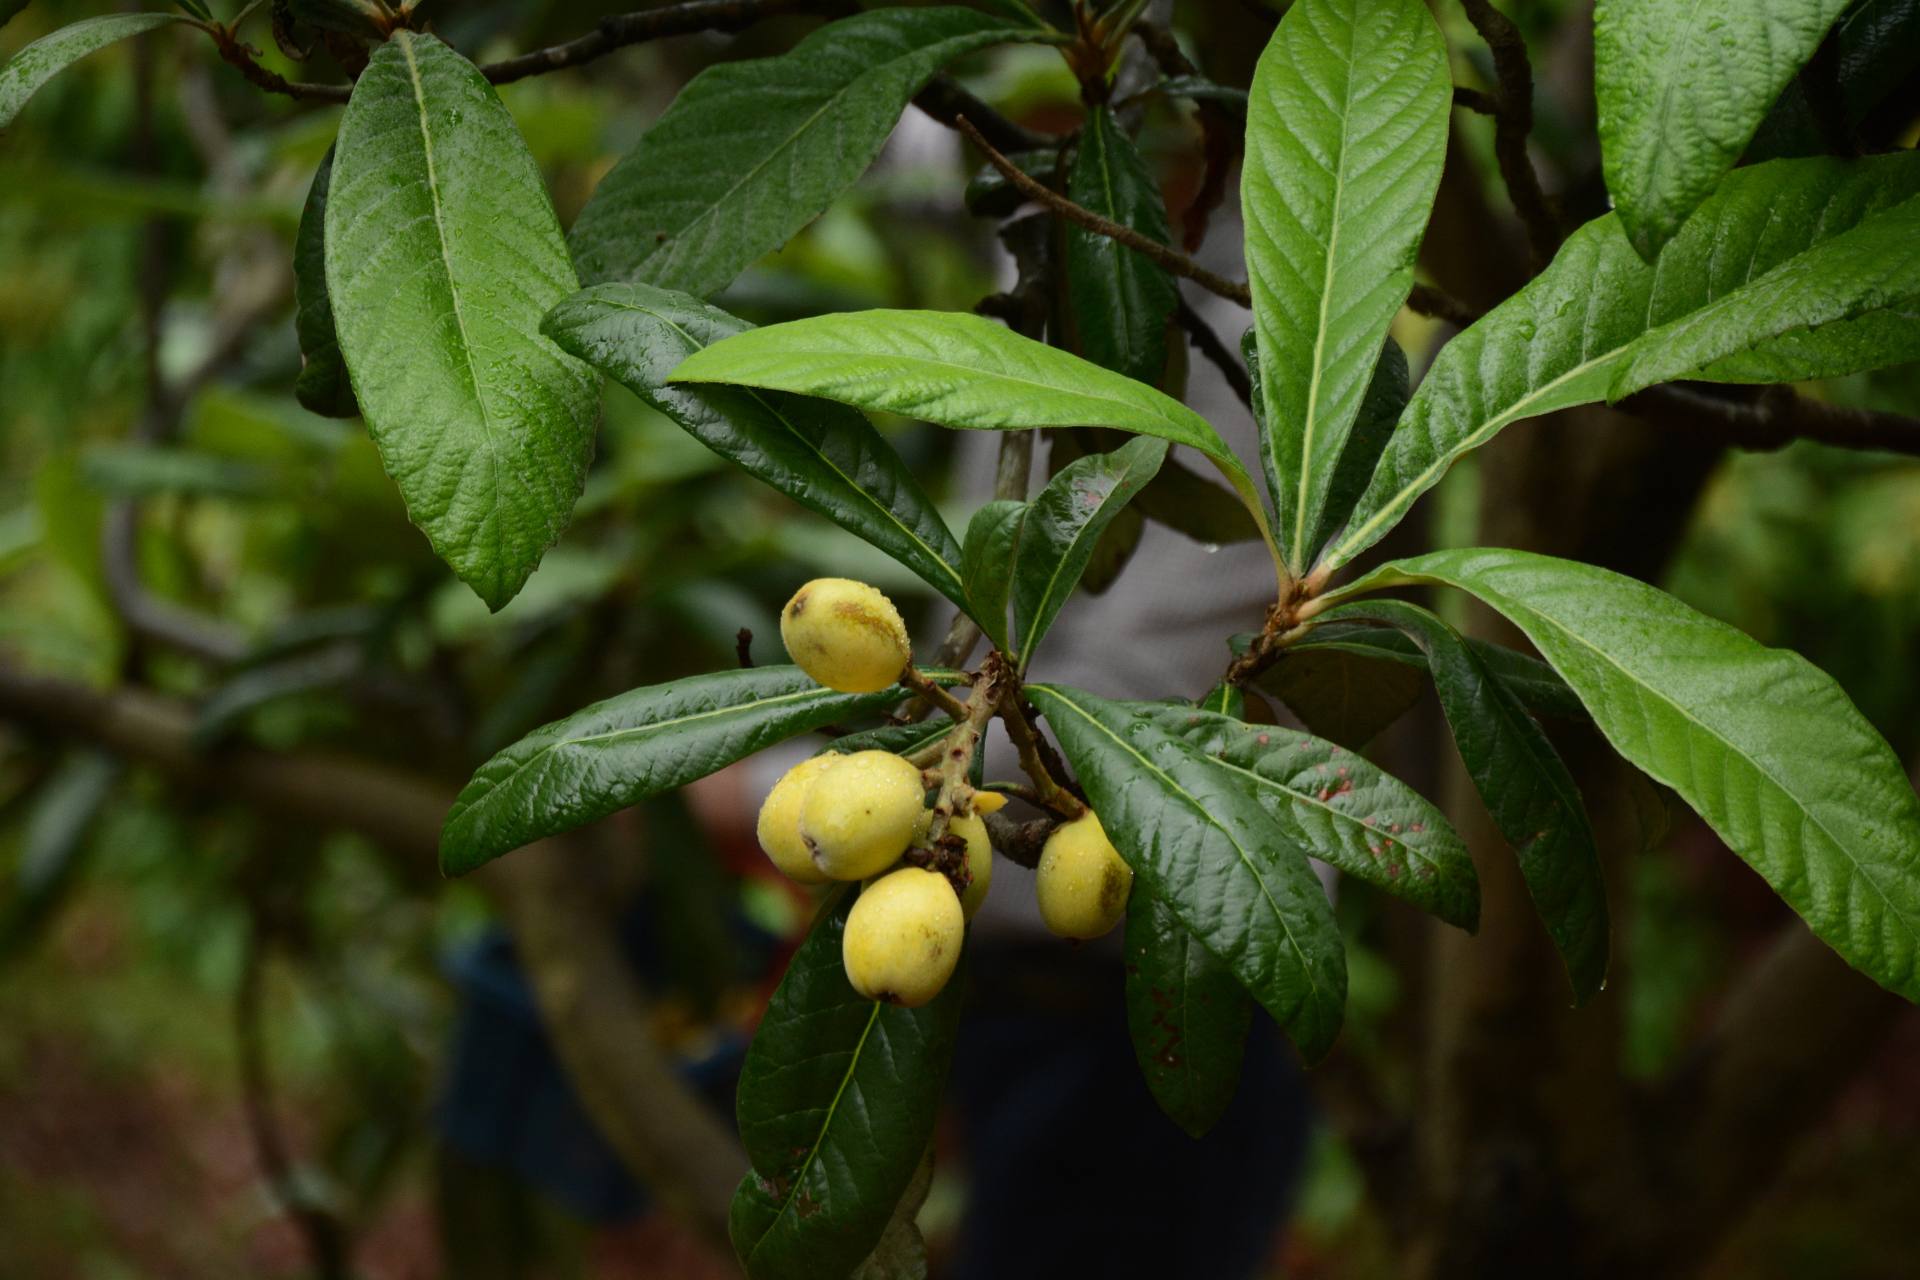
757,578 -> 1136,1006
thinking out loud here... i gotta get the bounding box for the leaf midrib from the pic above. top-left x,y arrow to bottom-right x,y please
1036,689 -> 1330,1013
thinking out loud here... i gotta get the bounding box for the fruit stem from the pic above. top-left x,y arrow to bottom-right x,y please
995,684 -> 1088,821
899,667 -> 971,722
922,654 -> 1007,850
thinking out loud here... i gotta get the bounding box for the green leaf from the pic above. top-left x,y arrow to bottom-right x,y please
670,309 -> 1276,555
1028,683 -> 1347,1060
1242,0 -> 1448,573
0,13 -> 186,130
1124,890 -> 1253,1137
569,8 -> 1054,296
440,666 -> 959,875
1012,436 -> 1167,668
731,893 -> 965,1280
848,1148 -> 933,1280
1751,0 -> 1920,161
1064,106 -> 1178,386
293,148 -> 357,418
960,499 -> 1025,654
1199,683 -> 1245,718
1336,547 -> 1920,1002
543,283 -> 966,609
1130,452 -> 1263,546
1596,0 -> 1851,260
1302,339 -> 1407,564
1289,619 -> 1583,719
1151,74 -> 1249,116
1324,153 -> 1920,572
327,32 -> 598,611
1609,194 -> 1920,398
1255,641 -> 1424,749
1145,704 -> 1479,931
817,718 -> 955,759
1322,599 -> 1605,999
0,752 -> 120,962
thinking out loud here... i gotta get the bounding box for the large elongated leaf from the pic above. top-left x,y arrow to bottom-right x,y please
1321,599 -> 1606,999
1144,704 -> 1478,931
0,13 -> 185,129
1324,153 -> 1920,572
292,148 -> 356,419
327,32 -> 598,610
1289,620 -> 1583,719
440,666 -> 957,874
543,284 -> 966,609
731,893 -> 965,1280
1065,106 -> 1178,386
1336,547 -> 1920,1001
961,499 -> 1025,654
1027,684 -> 1347,1060
669,309 -> 1276,554
569,8 -> 1052,295
1012,436 -> 1167,668
1124,890 -> 1253,1138
1596,0 -> 1851,260
1751,0 -> 1920,161
1242,0 -> 1448,572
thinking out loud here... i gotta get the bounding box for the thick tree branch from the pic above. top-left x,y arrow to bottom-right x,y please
1626,383 -> 1920,457
0,662 -> 745,1248
1457,0 -> 1560,268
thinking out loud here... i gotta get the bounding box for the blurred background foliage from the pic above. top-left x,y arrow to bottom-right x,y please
3,0 -> 1919,1276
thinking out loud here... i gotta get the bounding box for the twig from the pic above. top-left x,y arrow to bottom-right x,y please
1457,0 -> 1560,268
237,924 -> 351,1280
954,114 -> 1255,308
1173,299 -> 1253,409
734,627 -> 754,668
483,0 -> 818,84
913,75 -> 1054,155
1451,85 -> 1498,116
996,690 -> 1086,819
1406,281 -> 1483,329
924,654 -> 1008,845
901,667 -> 972,722
1625,384 -> 1920,458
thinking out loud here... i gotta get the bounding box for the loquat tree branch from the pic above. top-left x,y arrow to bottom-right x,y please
1456,0 -> 1561,268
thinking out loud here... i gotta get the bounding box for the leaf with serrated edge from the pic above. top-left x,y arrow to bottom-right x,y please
544,283 -> 965,609
1319,600 -> 1603,997
669,309 -> 1279,563
1125,890 -> 1253,1137
569,8 -> 1055,296
1243,0 -> 1448,572
1029,684 -> 1347,1060
1065,107 -> 1178,386
1,13 -> 186,128
1596,0 -> 1851,260
1333,547 -> 1920,1001
1144,704 -> 1478,931
1012,436 -> 1166,668
327,32 -> 598,610
441,666 -> 962,874
1324,153 -> 1920,573
730,893 -> 964,1280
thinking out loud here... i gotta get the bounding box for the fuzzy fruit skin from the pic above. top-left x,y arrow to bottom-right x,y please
951,813 -> 992,919
781,578 -> 911,694
801,750 -> 926,881
843,868 -> 964,1007
1036,811 -> 1133,939
755,755 -> 836,884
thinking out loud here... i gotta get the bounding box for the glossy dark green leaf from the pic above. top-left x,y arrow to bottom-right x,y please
1146,704 -> 1476,929
543,283 -> 966,609
731,893 -> 965,1280
1199,683 -> 1245,718
1124,891 -> 1253,1137
1336,547 -> 1920,1002
960,499 -> 1025,654
817,718 -> 953,759
327,32 -> 598,610
1,13 -> 186,129
1301,338 -> 1407,564
1065,106 -> 1178,386
441,666 -> 960,875
1152,74 -> 1249,115
1028,684 -> 1347,1061
848,1148 -> 933,1280
1258,642 -> 1424,750
1751,0 -> 1920,160
963,148 -> 1059,217
1321,600 -> 1604,997
1326,153 -> 1920,572
1130,453 -> 1262,546
669,309 -> 1276,554
1012,436 -> 1167,668
1596,0 -> 1851,259
293,148 -> 357,418
1291,619 -> 1583,719
1243,0 -> 1448,572
569,8 -> 1054,295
